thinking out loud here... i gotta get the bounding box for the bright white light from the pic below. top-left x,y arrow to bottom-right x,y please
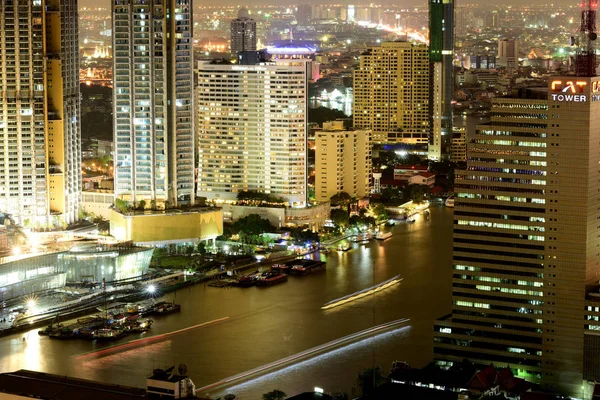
223,245 -> 230,253
314,387 -> 324,394
147,284 -> 156,294
396,150 -> 408,157
26,299 -> 36,309
12,246 -> 21,256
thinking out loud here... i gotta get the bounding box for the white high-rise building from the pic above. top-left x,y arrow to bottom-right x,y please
112,0 -> 195,208
197,59 -> 308,206
231,7 -> 257,55
0,0 -> 81,227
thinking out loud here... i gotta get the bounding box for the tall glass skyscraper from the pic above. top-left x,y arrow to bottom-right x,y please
112,0 -> 195,208
428,0 -> 454,161
0,0 -> 81,227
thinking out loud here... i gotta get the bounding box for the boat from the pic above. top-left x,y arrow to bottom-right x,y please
232,274 -> 257,288
256,271 -> 288,286
154,302 -> 181,315
48,328 -> 74,340
93,328 -> 126,341
445,197 -> 455,207
290,261 -> 326,275
123,318 -> 153,333
351,235 -> 364,243
337,243 -> 351,252
406,215 -> 416,223
376,231 -> 393,240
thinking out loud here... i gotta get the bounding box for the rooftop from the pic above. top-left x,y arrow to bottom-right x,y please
0,370 -> 147,400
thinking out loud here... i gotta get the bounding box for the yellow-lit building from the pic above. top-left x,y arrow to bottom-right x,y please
110,207 -> 223,246
353,41 -> 430,144
0,0 -> 81,227
314,121 -> 372,202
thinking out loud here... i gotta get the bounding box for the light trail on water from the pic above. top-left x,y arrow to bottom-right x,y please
321,275 -> 403,310
73,316 -> 229,359
195,318 -> 410,395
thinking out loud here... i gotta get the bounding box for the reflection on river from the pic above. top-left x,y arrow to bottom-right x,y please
0,207 -> 453,398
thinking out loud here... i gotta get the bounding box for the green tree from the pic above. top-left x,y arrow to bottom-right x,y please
262,389 -> 286,400
232,214 -> 275,236
371,203 -> 388,221
114,198 -> 129,213
330,191 -> 352,207
357,366 -> 388,398
197,242 -> 206,255
403,184 -> 429,204
308,106 -> 347,125
138,199 -> 146,210
330,209 -> 349,227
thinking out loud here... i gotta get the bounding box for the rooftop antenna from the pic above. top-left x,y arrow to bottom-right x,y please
575,0 -> 598,76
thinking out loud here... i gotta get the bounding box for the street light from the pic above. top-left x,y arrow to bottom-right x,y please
147,284 -> 156,294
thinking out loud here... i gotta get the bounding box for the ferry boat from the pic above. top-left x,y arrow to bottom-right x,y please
445,197 -> 455,207
376,231 -> 393,240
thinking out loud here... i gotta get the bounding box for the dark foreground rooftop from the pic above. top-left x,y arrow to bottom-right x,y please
0,370 -> 147,400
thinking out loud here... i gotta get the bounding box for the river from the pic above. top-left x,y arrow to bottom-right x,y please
0,207 -> 453,399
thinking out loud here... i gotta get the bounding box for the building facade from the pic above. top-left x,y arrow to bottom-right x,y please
231,7 -> 256,55
497,38 -> 519,72
353,41 -> 430,144
428,0 -> 454,161
314,121 -> 372,202
196,59 -> 308,206
434,80 -> 600,397
0,0 -> 81,227
112,0 -> 195,208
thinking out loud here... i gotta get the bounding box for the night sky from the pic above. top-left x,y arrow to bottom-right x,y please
78,0 -> 578,8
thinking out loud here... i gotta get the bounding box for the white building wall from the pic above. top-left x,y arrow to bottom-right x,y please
197,60 -> 308,206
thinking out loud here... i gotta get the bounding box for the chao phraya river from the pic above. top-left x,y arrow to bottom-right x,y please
0,207 -> 453,398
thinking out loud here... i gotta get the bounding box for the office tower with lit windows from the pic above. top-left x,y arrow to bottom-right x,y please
196,59 -> 308,206
314,121 -> 372,203
0,0 -> 81,227
433,77 -> 600,397
428,0 -> 454,161
353,41 -> 430,144
112,0 -> 195,207
231,7 -> 256,55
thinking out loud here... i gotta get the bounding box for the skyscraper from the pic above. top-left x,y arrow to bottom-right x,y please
428,0 -> 454,161
197,59 -> 308,206
433,78 -> 600,396
112,0 -> 195,208
353,41 -> 430,144
231,8 -> 257,55
0,0 -> 81,227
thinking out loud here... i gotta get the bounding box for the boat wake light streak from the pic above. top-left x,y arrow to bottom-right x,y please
321,275 -> 403,310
